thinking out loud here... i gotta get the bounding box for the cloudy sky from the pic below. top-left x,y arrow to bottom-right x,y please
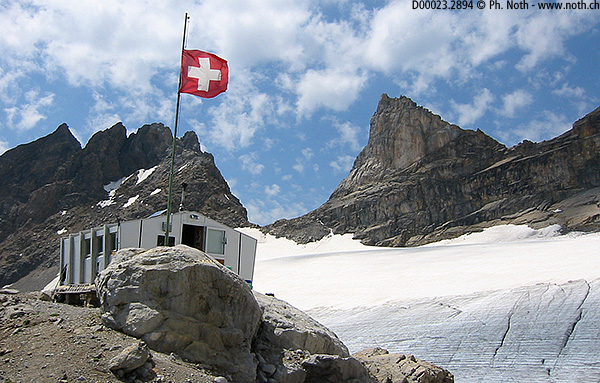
1,0 -> 599,225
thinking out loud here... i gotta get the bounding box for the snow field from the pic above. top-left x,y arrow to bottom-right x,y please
245,225 -> 600,382
247,225 -> 600,311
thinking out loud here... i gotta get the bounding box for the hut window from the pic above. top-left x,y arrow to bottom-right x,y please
157,235 -> 175,246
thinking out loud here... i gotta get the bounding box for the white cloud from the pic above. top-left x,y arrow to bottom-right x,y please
500,112 -> 571,145
552,83 -> 586,99
121,92 -> 173,126
0,140 -> 8,155
364,3 -> 472,90
514,13 -> 590,72
0,67 -> 25,104
3,1 -> 183,90
452,89 -> 494,127
328,120 -> 362,151
501,90 -> 533,118
291,148 -> 316,174
265,184 -> 281,197
301,148 -> 313,160
330,155 -> 355,174
462,13 -> 516,67
4,90 -> 54,131
2,0 -> 597,136
193,0 -> 311,69
295,67 -> 368,118
201,69 -> 277,150
84,92 -> 122,134
245,198 -> 308,226
293,163 -> 305,173
363,1 -> 598,91
239,153 -> 265,175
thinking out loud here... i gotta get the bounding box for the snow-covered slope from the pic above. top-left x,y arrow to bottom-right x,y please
245,226 -> 600,382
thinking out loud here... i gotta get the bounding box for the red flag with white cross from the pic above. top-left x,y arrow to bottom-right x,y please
179,50 -> 228,98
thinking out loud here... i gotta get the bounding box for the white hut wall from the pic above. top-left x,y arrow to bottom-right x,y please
119,219 -> 143,248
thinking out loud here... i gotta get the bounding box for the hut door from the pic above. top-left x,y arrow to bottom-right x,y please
182,224 -> 205,251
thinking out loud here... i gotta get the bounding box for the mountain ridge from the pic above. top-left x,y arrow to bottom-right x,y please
264,94 -> 600,246
0,122 -> 250,289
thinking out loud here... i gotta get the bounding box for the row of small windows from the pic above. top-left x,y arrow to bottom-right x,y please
82,233 -> 117,257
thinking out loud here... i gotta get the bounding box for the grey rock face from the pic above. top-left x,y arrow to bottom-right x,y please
108,341 -> 150,374
265,95 -> 600,246
350,95 -> 462,179
253,293 -> 355,382
301,354 -> 375,383
97,245 -> 262,382
354,348 -> 454,383
254,292 -> 349,357
0,124 -> 80,241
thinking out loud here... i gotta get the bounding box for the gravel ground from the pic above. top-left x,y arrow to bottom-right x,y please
0,292 -> 223,383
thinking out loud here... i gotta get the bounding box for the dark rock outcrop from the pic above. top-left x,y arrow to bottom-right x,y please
0,124 -> 81,241
265,94 -> 600,246
0,122 -> 250,289
57,122 -> 172,201
354,348 -> 454,383
108,341 -> 155,380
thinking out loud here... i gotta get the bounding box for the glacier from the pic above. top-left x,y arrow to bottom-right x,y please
246,226 -> 600,382
310,279 -> 600,382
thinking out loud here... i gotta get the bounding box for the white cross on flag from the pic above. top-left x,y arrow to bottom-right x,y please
179,50 -> 228,98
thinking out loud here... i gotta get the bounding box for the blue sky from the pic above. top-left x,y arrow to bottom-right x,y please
1,0 -> 599,225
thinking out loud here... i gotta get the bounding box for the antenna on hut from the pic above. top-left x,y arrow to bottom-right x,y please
179,182 -> 188,212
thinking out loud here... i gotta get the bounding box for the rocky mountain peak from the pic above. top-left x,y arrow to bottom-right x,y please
0,123 -> 81,239
0,123 -> 80,188
265,95 -> 600,247
120,123 -> 173,174
181,130 -> 201,152
83,122 -> 127,151
356,94 -> 462,171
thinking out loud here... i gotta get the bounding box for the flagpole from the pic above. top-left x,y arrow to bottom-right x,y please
164,12 -> 189,245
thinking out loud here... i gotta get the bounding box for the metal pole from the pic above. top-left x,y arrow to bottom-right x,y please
165,13 -> 189,245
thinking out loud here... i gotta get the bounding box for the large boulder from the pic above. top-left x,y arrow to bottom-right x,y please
254,292 -> 371,382
254,292 -> 349,356
96,245 -> 262,382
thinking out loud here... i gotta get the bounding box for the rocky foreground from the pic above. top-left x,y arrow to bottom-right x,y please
0,245 -> 453,383
0,292 -> 220,382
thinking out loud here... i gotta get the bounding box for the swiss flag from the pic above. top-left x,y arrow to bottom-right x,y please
179,50 -> 228,98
